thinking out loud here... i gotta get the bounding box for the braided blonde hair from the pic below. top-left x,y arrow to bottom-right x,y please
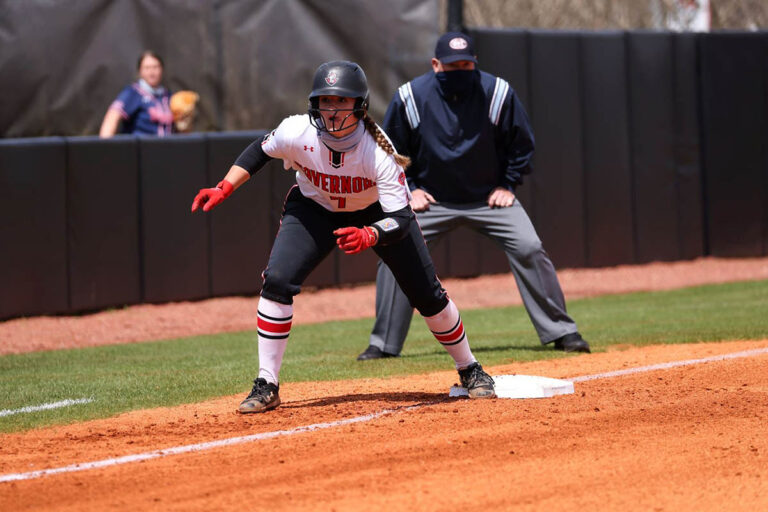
363,114 -> 411,169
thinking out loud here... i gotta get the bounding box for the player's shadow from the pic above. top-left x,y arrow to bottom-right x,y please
281,390 -> 453,410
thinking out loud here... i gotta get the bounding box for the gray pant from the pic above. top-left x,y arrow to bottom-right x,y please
369,200 -> 578,354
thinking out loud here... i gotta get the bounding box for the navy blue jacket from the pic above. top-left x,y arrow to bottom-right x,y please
382,70 -> 534,203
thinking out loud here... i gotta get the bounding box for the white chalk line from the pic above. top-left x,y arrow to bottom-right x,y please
0,407 -> 401,483
0,398 -> 93,418
570,347 -> 768,382
3,346 -> 767,484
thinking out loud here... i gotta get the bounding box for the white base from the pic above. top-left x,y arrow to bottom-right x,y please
449,374 -> 575,399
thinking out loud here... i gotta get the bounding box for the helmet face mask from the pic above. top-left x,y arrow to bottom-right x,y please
308,61 -> 369,133
308,97 -> 366,133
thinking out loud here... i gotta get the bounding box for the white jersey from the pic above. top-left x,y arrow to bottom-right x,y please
261,115 -> 410,213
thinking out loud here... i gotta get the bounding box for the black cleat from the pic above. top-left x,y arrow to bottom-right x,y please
458,363 -> 496,399
553,332 -> 591,353
238,378 -> 281,413
356,345 -> 399,361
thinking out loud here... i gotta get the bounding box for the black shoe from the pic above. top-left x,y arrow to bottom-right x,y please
553,333 -> 591,353
458,362 -> 496,399
356,345 -> 399,361
238,378 -> 281,413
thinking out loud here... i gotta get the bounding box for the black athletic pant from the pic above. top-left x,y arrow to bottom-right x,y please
260,187 -> 448,316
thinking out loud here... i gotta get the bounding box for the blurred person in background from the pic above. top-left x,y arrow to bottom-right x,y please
99,50 -> 173,137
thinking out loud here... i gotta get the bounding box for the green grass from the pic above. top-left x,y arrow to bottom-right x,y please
1,279 -> 766,433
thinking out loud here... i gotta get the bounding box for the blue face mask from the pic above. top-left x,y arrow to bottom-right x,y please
436,69 -> 480,97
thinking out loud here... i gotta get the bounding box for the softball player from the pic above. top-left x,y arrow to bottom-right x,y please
191,60 -> 495,413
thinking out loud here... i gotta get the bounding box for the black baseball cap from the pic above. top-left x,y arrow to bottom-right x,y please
434,32 -> 477,64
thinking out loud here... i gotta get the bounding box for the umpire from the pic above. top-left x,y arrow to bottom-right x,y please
358,32 -> 590,360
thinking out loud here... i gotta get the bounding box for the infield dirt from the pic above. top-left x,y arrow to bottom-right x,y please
1,257 -> 768,511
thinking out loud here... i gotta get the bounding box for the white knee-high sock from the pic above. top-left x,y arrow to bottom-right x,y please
423,299 -> 476,370
256,297 -> 292,385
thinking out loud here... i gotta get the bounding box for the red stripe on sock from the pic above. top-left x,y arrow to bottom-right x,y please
433,321 -> 464,343
258,317 -> 292,334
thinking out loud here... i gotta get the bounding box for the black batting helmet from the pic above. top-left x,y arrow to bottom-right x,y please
308,60 -> 369,132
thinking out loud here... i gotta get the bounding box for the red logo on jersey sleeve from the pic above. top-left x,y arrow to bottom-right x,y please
261,130 -> 276,145
398,171 -> 406,186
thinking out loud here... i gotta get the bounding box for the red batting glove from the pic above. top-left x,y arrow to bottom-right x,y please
191,180 -> 234,212
333,226 -> 379,254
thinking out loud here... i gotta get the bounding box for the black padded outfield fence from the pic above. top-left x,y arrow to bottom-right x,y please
2,31 -> 767,320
